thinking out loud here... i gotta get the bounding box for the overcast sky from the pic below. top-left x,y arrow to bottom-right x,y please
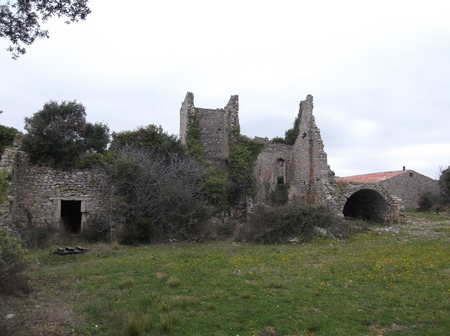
1,0 -> 449,179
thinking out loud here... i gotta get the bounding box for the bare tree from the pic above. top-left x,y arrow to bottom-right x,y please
103,146 -> 213,243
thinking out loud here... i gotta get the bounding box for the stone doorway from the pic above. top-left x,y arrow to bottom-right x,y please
60,200 -> 82,233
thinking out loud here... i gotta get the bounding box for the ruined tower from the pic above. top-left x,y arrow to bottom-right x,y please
179,92 -> 239,171
290,95 -> 335,203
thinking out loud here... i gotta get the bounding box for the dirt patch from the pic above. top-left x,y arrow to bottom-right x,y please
0,276 -> 86,336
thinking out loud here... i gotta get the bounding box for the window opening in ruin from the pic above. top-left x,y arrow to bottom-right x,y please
276,158 -> 285,184
342,189 -> 389,223
61,200 -> 82,233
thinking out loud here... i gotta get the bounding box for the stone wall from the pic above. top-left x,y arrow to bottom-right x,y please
3,151 -> 112,232
253,141 -> 294,203
290,95 -> 335,204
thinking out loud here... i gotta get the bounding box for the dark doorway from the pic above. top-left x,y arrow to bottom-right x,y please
343,189 -> 389,222
61,200 -> 82,233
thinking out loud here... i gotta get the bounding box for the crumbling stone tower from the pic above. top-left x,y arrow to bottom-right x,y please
180,92 -> 239,171
253,95 -> 335,204
291,95 -> 335,203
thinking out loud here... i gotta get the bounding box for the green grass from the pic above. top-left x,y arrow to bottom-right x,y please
406,209 -> 449,222
26,215 -> 450,335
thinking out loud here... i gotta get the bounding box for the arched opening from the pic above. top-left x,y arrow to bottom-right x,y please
61,200 -> 82,233
343,189 -> 389,222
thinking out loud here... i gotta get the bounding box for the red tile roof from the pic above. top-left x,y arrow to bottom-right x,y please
335,170 -> 405,184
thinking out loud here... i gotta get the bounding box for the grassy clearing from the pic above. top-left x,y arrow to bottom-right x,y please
2,213 -> 450,335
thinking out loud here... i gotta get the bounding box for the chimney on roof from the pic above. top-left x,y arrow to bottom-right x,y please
403,166 -> 405,171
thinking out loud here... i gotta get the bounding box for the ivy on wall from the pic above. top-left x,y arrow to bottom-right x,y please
185,111 -> 228,210
227,134 -> 264,203
185,112 -> 208,166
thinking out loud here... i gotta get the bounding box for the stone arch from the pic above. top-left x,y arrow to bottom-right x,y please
342,189 -> 390,222
334,184 -> 404,223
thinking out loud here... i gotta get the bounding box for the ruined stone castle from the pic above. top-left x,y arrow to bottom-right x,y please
3,92 -> 439,234
179,92 -> 411,222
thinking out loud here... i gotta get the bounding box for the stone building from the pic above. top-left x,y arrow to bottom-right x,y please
0,135 -> 112,234
336,169 -> 439,209
179,92 -> 406,223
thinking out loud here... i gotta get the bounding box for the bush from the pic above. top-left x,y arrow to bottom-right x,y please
21,226 -> 60,249
418,191 -> 441,211
0,124 -> 18,154
439,166 -> 450,204
104,147 -> 213,244
0,229 -> 29,294
268,179 -> 289,206
238,203 -> 340,244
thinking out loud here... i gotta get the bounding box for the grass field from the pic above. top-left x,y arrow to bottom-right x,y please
1,211 -> 450,335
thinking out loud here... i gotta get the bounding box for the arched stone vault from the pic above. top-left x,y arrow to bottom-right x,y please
331,183 -> 405,223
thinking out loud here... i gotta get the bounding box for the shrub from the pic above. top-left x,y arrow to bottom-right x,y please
227,135 -> 264,203
268,178 -> 289,206
21,226 -> 60,249
239,203 -> 340,244
105,147 -> 212,244
0,124 -> 18,154
439,166 -> 450,204
75,152 -> 117,169
0,171 -> 9,205
0,229 -> 28,294
284,113 -> 301,145
418,191 -> 441,211
80,214 -> 112,242
270,136 -> 286,144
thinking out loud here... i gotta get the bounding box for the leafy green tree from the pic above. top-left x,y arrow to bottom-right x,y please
0,124 -> 18,154
0,0 -> 91,59
111,124 -> 185,159
21,100 -> 109,168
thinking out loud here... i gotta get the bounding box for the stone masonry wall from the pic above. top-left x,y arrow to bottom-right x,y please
253,141 -> 294,203
11,151 -> 111,230
290,95 -> 335,204
179,92 -> 239,171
